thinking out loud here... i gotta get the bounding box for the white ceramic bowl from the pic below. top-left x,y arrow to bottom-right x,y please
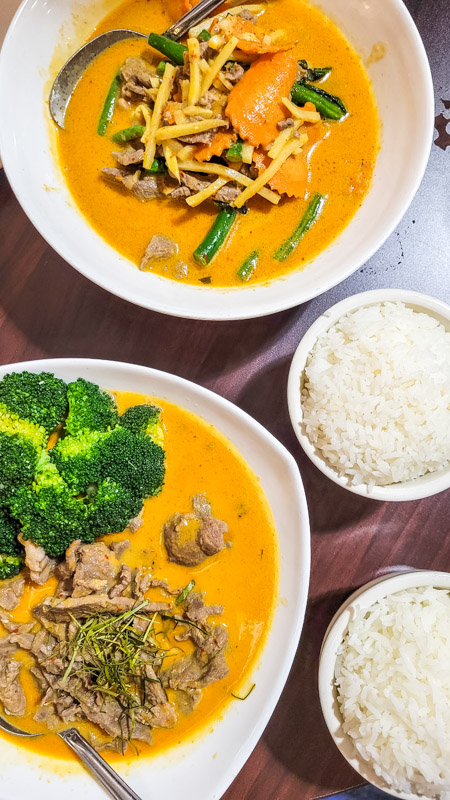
318,569 -> 450,800
287,288 -> 450,501
0,358 -> 310,800
0,0 -> 434,320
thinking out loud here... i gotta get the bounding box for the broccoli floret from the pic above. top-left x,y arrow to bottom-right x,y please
0,371 -> 67,434
95,427 -> 165,498
66,378 -> 119,435
50,428 -> 108,492
119,404 -> 164,447
0,431 -> 41,502
10,459 -> 93,558
88,478 -> 143,538
0,510 -> 24,580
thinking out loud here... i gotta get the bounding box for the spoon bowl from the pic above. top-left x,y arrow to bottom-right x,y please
0,714 -> 142,799
49,0 -> 227,128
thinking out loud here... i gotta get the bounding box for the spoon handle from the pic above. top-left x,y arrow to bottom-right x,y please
58,728 -> 143,800
164,0 -> 227,40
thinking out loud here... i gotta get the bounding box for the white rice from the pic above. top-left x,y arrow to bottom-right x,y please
301,301 -> 450,487
335,587 -> 450,799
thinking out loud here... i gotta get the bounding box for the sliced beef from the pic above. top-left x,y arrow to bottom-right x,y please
0,575 -> 25,610
163,495 -> 228,566
0,656 -> 26,716
109,539 -> 130,558
34,595 -> 136,621
132,175 -> 166,201
132,567 -> 152,599
223,62 -> 245,84
183,592 -> 224,626
19,535 -> 56,585
214,183 -> 241,204
161,640 -> 228,692
120,56 -> 154,100
113,147 -> 145,166
178,129 -> 216,145
102,166 -> 129,185
277,117 -> 295,130
173,687 -> 202,715
238,8 -> 257,22
180,172 -> 212,194
128,512 -> 144,533
33,705 -> 60,730
72,542 -> 118,597
0,637 -> 18,657
170,185 -> 191,200
140,234 -> 178,270
198,91 -> 217,109
109,564 -> 132,598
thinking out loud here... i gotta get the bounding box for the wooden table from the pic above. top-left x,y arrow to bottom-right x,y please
1,1 -> 449,798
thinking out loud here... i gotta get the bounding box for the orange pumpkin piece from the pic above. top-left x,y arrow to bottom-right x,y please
195,131 -> 237,162
225,51 -> 298,148
253,148 -> 308,198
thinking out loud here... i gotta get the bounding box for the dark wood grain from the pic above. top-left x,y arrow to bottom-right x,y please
0,0 -> 449,796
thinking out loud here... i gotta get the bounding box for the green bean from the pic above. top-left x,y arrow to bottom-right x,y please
111,125 -> 145,143
97,73 -> 121,136
143,158 -> 168,174
297,60 -> 331,82
193,206 -> 238,267
226,141 -> 243,162
147,33 -> 187,66
198,29 -> 212,42
273,193 -> 325,262
156,60 -> 167,76
291,82 -> 347,120
237,250 -> 259,282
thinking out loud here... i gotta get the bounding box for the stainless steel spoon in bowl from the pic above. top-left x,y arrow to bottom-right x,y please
49,0 -> 228,128
0,714 -> 142,800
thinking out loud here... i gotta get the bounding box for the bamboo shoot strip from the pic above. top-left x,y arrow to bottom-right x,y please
291,82 -> 347,120
237,250 -> 259,281
193,206 -> 238,266
111,125 -> 146,143
273,193 -> 325,261
148,33 -> 187,66
97,74 -> 121,136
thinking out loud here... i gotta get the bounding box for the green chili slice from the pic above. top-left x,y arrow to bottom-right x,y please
237,250 -> 259,282
111,125 -> 145,143
226,141 -> 243,162
273,193 -> 325,262
291,82 -> 347,120
148,33 -> 187,66
175,580 -> 196,606
193,206 -> 238,267
97,73 -> 121,136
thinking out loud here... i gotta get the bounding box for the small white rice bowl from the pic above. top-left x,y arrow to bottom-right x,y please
301,301 -> 450,488
335,586 -> 450,800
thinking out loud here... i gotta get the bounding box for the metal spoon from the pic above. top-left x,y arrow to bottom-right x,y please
0,714 -> 142,800
49,0 -> 227,128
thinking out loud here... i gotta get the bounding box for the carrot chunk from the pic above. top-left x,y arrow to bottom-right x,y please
195,131 -> 237,162
226,51 -> 298,148
253,148 -> 308,198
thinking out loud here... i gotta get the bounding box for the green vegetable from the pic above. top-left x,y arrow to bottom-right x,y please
274,193 -> 326,262
10,458 -> 93,558
291,82 -> 347,120
0,511 -> 24,580
119,404 -> 164,447
175,580 -> 195,606
156,60 -> 167,76
143,158 -> 168,175
147,33 -> 187,66
237,250 -> 259,282
226,141 -> 243,162
231,683 -> 256,700
97,73 -> 121,136
0,372 -> 167,560
193,206 -> 238,267
198,29 -> 212,42
65,378 -> 119,435
111,125 -> 146,143
297,60 -> 331,82
0,371 -> 67,434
